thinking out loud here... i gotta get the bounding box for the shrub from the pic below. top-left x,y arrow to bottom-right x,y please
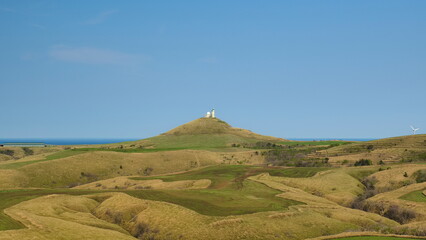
143,167 -> 153,176
384,205 -> 417,224
132,222 -> 159,239
0,149 -> 14,156
413,169 -> 426,183
354,159 -> 372,166
353,202 -> 417,224
22,147 -> 34,156
68,182 -> 79,188
80,172 -> 98,181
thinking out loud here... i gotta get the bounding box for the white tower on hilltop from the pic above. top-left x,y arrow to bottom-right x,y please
204,109 -> 216,118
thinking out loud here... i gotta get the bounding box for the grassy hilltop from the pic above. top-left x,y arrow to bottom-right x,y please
0,118 -> 425,239
117,117 -> 287,150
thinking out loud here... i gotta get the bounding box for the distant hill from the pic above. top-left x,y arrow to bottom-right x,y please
319,134 -> 426,164
163,118 -> 285,140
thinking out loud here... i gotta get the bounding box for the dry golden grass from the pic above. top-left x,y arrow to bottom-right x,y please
0,189 -> 400,240
306,231 -> 426,240
7,150 -> 220,188
368,182 -> 426,220
1,194 -> 135,240
0,147 -> 62,162
250,168 -> 365,206
75,176 -> 211,190
0,169 -> 29,188
316,134 -> 426,165
368,164 -> 426,191
0,149 -> 266,188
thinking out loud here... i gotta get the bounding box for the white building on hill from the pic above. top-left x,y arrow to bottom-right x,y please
205,108 -> 216,118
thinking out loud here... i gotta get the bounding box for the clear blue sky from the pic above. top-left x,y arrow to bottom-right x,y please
1,1 -> 425,139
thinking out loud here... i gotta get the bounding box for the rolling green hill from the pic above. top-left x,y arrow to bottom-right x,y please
118,117 -> 287,150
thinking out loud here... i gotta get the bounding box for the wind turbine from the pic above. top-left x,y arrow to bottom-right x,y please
410,125 -> 420,135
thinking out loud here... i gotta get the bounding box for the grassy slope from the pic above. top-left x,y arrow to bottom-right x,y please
0,150 -> 86,169
2,192 -> 400,240
1,166 -> 326,230
320,134 -> 426,164
120,118 -> 286,150
332,237 -> 422,240
400,189 -> 426,203
0,189 -> 104,230
2,194 -> 134,240
128,165 -> 314,215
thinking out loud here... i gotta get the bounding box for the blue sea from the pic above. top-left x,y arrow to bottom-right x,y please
0,138 -> 376,145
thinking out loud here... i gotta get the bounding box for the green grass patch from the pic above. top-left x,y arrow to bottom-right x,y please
266,167 -> 331,178
125,180 -> 303,216
331,236 -> 422,240
345,168 -> 379,181
0,150 -> 86,169
129,165 -> 331,189
399,189 -> 426,202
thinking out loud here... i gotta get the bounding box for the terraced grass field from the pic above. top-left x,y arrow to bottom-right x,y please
127,165 -> 330,215
130,165 -> 331,188
1,166 -> 330,230
399,189 -> 426,202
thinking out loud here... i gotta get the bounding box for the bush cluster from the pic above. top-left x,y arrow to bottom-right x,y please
354,159 -> 372,166
22,147 -> 34,156
0,149 -> 14,156
413,169 -> 426,183
264,148 -> 329,167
